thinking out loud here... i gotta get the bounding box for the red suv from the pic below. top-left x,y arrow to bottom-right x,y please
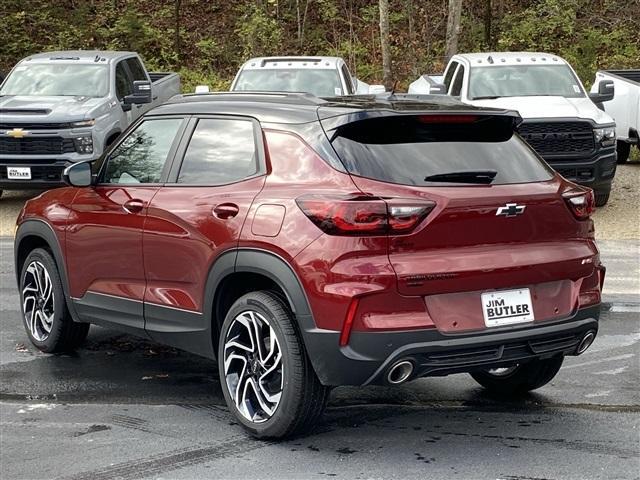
15,93 -> 604,438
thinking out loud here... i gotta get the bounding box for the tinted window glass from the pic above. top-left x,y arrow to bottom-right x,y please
115,62 -> 132,100
126,58 -> 148,81
443,62 -> 458,90
331,116 -> 553,186
103,119 -> 182,184
450,66 -> 465,96
177,119 -> 258,185
234,69 -> 343,97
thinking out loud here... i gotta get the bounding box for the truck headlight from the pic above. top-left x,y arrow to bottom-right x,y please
73,135 -> 93,154
593,126 -> 615,147
70,119 -> 96,128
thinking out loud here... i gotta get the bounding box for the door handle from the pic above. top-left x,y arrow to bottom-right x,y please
213,203 -> 240,219
123,199 -> 145,214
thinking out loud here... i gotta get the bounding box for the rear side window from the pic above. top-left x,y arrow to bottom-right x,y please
330,115 -> 554,186
177,118 -> 258,185
102,118 -> 183,184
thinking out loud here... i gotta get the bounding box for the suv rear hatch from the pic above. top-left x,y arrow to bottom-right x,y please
321,108 -> 599,333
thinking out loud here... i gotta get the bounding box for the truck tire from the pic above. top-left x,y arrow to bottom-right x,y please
616,141 -> 630,164
218,290 -> 329,439
595,191 -> 610,207
470,356 -> 564,396
19,248 -> 89,353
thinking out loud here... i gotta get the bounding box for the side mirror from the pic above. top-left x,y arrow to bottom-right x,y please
429,83 -> 447,95
63,161 -> 93,187
124,80 -> 152,105
589,80 -> 614,103
368,84 -> 386,94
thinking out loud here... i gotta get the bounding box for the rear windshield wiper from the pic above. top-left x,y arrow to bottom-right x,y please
424,170 -> 498,184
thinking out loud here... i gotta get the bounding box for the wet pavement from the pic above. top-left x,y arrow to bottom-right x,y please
0,237 -> 639,479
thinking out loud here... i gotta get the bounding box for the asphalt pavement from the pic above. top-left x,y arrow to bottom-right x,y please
0,237 -> 638,480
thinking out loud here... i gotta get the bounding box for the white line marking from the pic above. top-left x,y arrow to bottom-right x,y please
563,353 -> 634,369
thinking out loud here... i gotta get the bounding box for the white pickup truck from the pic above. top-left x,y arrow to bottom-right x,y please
591,70 -> 640,163
409,52 -> 617,206
229,56 -> 383,97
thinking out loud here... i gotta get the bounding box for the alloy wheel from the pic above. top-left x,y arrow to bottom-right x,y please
22,261 -> 55,342
223,310 -> 283,423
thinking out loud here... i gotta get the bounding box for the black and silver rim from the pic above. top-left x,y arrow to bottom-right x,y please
22,261 -> 55,342
223,311 -> 283,423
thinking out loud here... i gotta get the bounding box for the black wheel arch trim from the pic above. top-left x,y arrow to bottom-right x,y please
14,219 -> 81,322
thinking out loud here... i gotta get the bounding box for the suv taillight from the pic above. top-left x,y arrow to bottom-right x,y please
563,189 -> 595,220
296,194 -> 435,236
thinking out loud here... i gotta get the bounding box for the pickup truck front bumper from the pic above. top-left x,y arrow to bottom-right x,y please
545,144 -> 617,195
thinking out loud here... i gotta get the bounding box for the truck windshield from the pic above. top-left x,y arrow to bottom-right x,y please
469,65 -> 585,99
234,69 -> 343,97
0,64 -> 109,97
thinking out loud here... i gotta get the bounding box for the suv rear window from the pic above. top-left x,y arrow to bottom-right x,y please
330,115 -> 553,186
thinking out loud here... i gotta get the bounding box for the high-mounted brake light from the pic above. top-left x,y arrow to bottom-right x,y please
296,195 -> 435,236
562,189 -> 595,220
417,115 -> 478,124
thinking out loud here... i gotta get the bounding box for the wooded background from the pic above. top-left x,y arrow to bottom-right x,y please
2,0 -> 638,91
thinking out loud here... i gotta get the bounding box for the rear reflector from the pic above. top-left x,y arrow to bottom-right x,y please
339,298 -> 360,346
562,188 -> 595,220
296,194 -> 435,236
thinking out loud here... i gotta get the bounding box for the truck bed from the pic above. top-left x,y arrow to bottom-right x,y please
601,70 -> 640,85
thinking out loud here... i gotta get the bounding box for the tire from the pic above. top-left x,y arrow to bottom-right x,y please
19,248 -> 89,353
218,290 -> 329,439
470,356 -> 564,396
595,191 -> 610,207
616,140 -> 630,164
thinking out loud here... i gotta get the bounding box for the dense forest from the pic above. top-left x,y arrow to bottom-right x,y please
2,0 -> 639,91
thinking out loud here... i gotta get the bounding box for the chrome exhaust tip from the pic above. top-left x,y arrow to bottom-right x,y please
577,330 -> 596,355
387,360 -> 414,385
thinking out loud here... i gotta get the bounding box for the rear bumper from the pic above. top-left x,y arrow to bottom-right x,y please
303,304 -> 600,386
545,146 -> 617,194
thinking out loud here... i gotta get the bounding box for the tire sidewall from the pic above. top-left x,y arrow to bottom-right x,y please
217,292 -> 303,437
19,248 -> 66,353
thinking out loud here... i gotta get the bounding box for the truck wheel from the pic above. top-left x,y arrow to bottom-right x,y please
218,291 -> 329,439
0,190 -> 3,199
595,191 -> 610,207
19,248 -> 89,353
616,141 -> 630,164
470,356 -> 564,396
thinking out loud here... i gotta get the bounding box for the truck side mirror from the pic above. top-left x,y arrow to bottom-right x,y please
589,80 -> 614,103
429,83 -> 447,95
124,80 -> 152,106
63,161 -> 93,187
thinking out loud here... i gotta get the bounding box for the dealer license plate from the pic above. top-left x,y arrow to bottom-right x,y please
7,167 -> 31,180
481,288 -> 534,327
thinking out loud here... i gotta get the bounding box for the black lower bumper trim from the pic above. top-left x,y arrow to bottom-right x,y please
303,305 -> 600,386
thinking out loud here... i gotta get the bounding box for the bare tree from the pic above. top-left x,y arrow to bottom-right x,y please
379,0 -> 392,89
175,0 -> 181,60
445,0 -> 462,61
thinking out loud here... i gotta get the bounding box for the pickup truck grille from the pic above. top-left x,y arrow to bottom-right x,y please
518,121 -> 595,157
0,137 -> 75,155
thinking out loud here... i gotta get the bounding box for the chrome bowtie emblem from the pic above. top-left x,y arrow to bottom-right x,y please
496,203 -> 526,217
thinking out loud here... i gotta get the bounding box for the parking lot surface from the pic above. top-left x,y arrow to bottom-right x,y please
1,234 -> 639,479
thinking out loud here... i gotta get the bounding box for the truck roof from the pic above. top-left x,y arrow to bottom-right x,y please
238,56 -> 345,71
453,52 -> 568,67
20,50 -> 138,65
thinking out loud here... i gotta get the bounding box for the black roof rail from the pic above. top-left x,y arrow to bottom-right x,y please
171,91 -> 327,106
